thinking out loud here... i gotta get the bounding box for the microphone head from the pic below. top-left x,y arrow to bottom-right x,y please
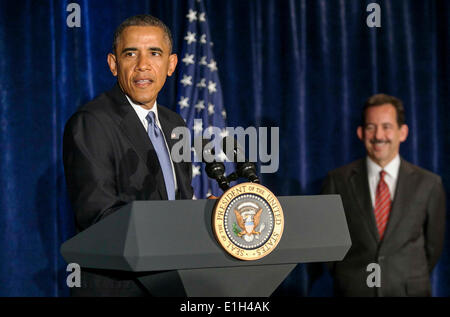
194,136 -> 230,190
205,161 -> 225,179
222,136 -> 260,183
237,162 -> 260,183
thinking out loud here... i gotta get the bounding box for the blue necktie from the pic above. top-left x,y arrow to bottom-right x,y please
146,112 -> 175,200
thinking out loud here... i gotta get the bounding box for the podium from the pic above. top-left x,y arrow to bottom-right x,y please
61,195 -> 350,296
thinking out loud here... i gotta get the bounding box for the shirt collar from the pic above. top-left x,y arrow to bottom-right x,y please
125,95 -> 160,125
366,154 -> 401,180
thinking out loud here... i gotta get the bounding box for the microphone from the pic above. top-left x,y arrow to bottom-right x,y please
197,137 -> 230,191
222,136 -> 260,184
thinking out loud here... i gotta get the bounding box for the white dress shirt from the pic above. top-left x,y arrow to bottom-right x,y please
366,155 -> 401,209
125,95 -> 178,192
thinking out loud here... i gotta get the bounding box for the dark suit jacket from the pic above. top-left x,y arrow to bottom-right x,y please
63,84 -> 193,296
322,158 -> 446,297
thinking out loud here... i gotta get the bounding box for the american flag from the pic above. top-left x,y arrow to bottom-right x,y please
177,0 -> 230,199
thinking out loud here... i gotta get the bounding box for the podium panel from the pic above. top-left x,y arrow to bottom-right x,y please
61,195 -> 351,296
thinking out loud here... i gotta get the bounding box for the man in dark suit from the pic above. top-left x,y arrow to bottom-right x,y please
63,15 -> 193,296
322,94 -> 446,297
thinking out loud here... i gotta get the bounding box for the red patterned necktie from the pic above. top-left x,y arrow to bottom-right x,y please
374,170 -> 391,240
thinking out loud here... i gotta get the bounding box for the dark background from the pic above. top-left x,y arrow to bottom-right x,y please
0,0 -> 448,296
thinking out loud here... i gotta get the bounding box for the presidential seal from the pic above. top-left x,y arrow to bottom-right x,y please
212,183 -> 284,260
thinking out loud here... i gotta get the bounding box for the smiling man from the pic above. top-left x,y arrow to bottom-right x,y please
322,94 -> 446,297
63,15 -> 193,296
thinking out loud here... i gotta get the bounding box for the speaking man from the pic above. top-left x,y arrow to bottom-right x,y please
63,15 -> 193,296
322,94 -> 446,296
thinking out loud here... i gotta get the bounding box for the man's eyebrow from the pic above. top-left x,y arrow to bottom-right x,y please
121,47 -> 164,54
121,47 -> 138,54
148,47 -> 163,53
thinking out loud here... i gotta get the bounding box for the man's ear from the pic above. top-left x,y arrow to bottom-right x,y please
167,54 -> 178,76
107,53 -> 118,77
399,124 -> 409,142
357,126 -> 364,141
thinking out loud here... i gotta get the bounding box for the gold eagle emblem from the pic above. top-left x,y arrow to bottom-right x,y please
234,208 -> 263,237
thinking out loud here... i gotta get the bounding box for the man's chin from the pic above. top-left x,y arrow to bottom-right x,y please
369,153 -> 395,167
128,95 -> 156,107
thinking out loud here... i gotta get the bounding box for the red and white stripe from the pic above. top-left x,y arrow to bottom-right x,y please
374,171 -> 391,240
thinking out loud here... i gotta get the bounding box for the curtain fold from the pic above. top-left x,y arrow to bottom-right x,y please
0,0 -> 449,296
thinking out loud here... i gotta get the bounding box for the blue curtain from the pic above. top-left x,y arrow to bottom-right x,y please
0,0 -> 449,297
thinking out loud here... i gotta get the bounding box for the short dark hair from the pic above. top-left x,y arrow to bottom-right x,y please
361,93 -> 406,127
112,14 -> 173,54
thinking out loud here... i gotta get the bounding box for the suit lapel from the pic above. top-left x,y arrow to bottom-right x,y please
107,84 -> 167,200
349,160 -> 379,243
381,159 -> 414,243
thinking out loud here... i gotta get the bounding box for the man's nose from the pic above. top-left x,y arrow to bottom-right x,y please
375,126 -> 384,140
136,56 -> 151,71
